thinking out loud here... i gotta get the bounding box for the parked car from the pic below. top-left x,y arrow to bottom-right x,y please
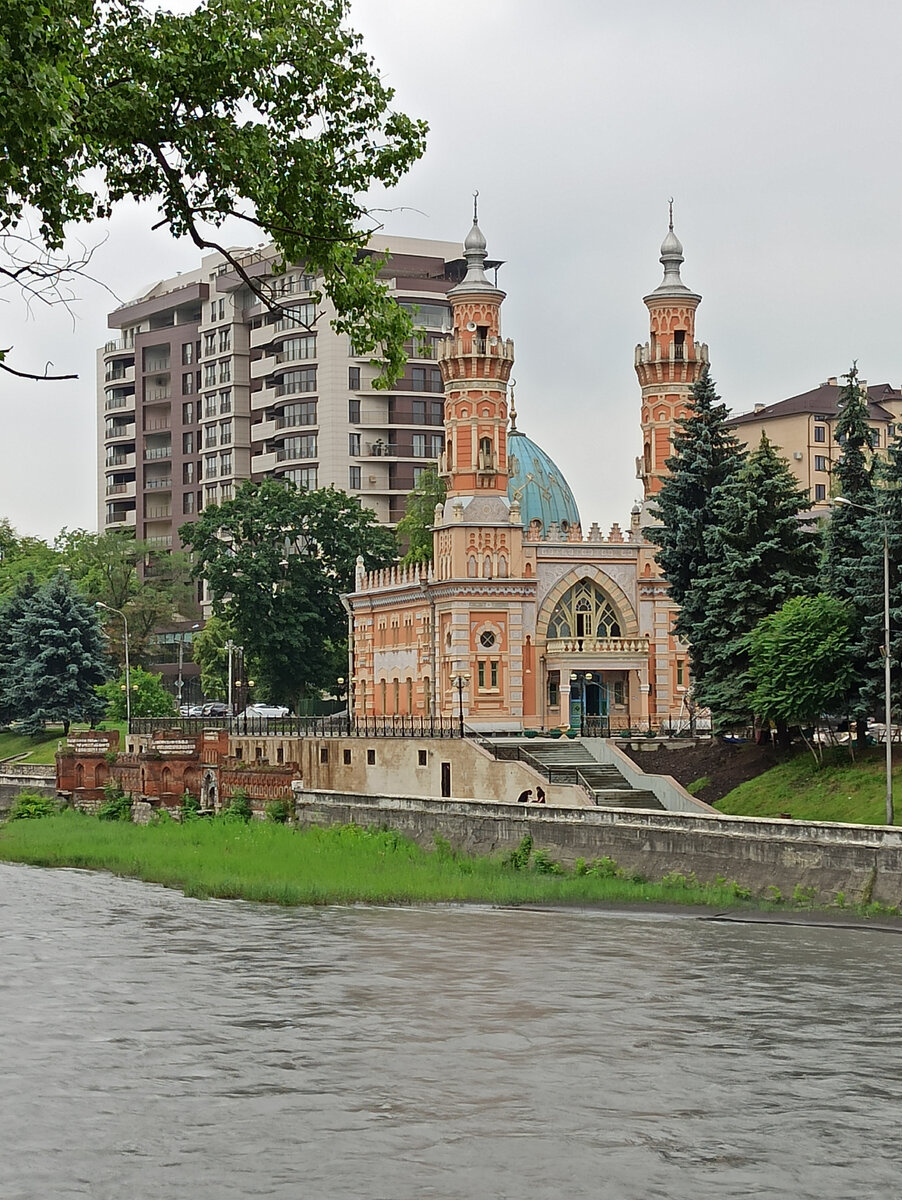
201,702 -> 230,717
238,703 -> 291,719
179,704 -> 205,717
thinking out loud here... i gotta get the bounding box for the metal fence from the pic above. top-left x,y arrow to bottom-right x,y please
130,714 -> 465,739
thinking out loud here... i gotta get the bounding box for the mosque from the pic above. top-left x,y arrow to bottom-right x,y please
347,211 -> 706,732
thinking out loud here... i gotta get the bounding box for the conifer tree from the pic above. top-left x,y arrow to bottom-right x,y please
647,364 -> 746,676
3,572 -> 109,734
820,363 -> 878,735
693,433 -> 821,730
0,575 -> 39,727
858,433 -> 902,718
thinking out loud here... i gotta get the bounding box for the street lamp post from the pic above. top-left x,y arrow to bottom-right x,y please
834,497 -> 894,824
451,672 -> 470,737
96,601 -> 131,729
176,623 -> 200,710
226,639 -> 235,717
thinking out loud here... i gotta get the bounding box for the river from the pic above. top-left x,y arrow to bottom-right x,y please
1,862 -> 901,1199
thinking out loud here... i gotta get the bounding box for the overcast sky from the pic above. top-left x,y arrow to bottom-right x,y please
4,0 -> 902,541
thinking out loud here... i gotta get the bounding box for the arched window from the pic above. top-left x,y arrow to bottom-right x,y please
483,555 -> 492,579
498,554 -> 508,578
75,763 -> 84,789
547,579 -> 624,641
406,678 -> 414,713
479,437 -> 493,469
161,766 -> 173,794
467,556 -> 477,577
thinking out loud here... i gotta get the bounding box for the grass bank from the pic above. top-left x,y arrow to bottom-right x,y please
0,810 -> 775,910
0,722 -> 128,766
716,746 -> 900,825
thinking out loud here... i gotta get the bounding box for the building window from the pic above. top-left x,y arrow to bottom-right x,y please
348,398 -> 361,422
281,400 -> 317,427
219,327 -> 231,353
479,630 -> 496,649
277,335 -> 316,362
412,433 -> 427,457
204,394 -> 217,418
676,661 -> 684,688
430,434 -> 444,457
220,421 -> 232,445
282,433 -> 317,460
220,451 -> 232,476
219,360 -> 231,384
204,428 -> 217,448
182,343 -> 194,366
219,390 -> 232,414
182,402 -> 194,425
182,373 -> 194,395
349,433 -> 361,455
205,454 -> 217,478
349,366 -> 361,390
814,425 -> 826,443
206,484 -> 217,505
182,432 -> 194,454
204,332 -> 216,357
548,672 -> 559,708
183,461 -> 194,484
349,466 -> 361,489
367,748 -> 376,766
274,301 -> 316,330
613,680 -> 625,705
412,366 -> 442,393
277,367 -> 316,396
412,466 -> 427,484
182,492 -> 195,514
284,466 -> 317,489
814,455 -> 827,472
343,748 -> 351,765
320,746 -> 329,764
815,483 -> 827,501
204,364 -> 216,387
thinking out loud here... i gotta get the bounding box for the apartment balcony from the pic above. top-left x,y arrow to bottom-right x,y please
146,535 -> 174,548
105,423 -> 135,442
250,324 -> 278,352
104,451 -> 136,470
275,412 -> 317,431
104,361 -> 135,384
144,445 -> 172,461
250,353 -> 275,380
144,477 -> 172,491
145,506 -> 172,520
106,509 -> 137,528
144,417 -> 171,432
105,479 -> 137,498
251,450 -> 277,473
275,446 -> 317,463
104,337 -> 136,355
143,357 -> 171,374
545,636 -> 650,660
104,392 -> 135,412
252,418 -> 278,442
250,384 -> 277,413
144,386 -> 172,403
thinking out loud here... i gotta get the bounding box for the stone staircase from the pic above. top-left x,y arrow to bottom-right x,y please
514,740 -> 664,810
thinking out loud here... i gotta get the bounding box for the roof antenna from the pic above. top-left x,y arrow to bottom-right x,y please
668,197 -> 674,230
473,189 -> 479,223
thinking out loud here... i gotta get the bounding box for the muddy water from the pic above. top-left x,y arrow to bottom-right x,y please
1,862 -> 900,1199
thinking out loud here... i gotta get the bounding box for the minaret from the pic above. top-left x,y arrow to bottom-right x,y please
436,196 -> 515,498
634,207 -> 709,498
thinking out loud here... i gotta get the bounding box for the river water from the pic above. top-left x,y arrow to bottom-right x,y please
2,863 -> 901,1199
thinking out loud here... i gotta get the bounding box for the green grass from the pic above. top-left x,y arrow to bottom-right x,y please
0,811 -> 771,910
717,747 -> 898,825
0,721 -> 128,765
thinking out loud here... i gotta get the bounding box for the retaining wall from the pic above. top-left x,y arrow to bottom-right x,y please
0,763 -> 57,813
292,788 -> 902,907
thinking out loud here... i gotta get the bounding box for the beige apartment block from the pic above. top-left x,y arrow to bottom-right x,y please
726,378 -> 902,508
97,233 -> 485,548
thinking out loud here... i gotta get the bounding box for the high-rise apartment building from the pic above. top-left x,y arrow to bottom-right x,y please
97,234 -> 482,547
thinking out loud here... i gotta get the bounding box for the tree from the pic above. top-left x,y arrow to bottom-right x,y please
396,468 -> 446,564
180,480 -> 396,707
57,529 -> 194,668
191,614 -> 237,702
820,364 -> 879,737
2,0 -> 428,383
1,572 -> 109,734
0,575 -> 39,726
0,520 -> 61,598
748,594 -> 856,764
98,666 -> 176,720
857,432 -> 902,720
647,365 -> 746,675
693,434 -> 821,731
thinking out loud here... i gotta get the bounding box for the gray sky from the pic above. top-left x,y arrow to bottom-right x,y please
4,0 -> 901,541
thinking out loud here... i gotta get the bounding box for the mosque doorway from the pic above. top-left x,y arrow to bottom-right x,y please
568,671 -> 608,731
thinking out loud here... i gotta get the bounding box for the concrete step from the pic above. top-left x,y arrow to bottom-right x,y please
593,789 -> 663,810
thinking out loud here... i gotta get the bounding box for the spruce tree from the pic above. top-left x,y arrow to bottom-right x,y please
4,572 -> 109,735
0,575 -> 38,726
858,433 -> 902,719
647,364 -> 746,676
820,363 -> 878,735
693,433 -> 821,731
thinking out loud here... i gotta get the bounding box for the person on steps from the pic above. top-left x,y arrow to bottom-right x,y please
516,789 -> 533,804
534,786 -> 546,804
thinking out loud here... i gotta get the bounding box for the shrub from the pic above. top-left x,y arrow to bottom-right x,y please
96,781 -> 133,821
9,790 -> 57,820
503,835 -> 533,871
181,792 -> 201,821
265,799 -> 291,824
531,848 -> 563,874
222,788 -> 253,822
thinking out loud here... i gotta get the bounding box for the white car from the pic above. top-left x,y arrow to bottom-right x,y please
239,704 -> 291,719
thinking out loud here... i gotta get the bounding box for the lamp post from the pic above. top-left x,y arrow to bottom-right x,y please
96,601 -> 131,729
226,638 -> 235,716
451,672 -> 470,737
176,623 -> 200,710
834,496 -> 894,824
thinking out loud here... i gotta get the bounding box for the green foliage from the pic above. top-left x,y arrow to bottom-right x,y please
8,790 -> 57,820
0,520 -> 61,598
397,468 -> 446,564
748,594 -> 856,762
693,433 -> 821,730
191,614 -> 235,702
180,479 -> 396,706
265,799 -> 292,824
1,0 -> 427,385
96,781 -> 132,822
503,835 -> 533,871
98,666 -> 177,720
181,792 -> 201,821
1,572 -> 109,734
687,776 -> 712,796
223,789 -> 253,823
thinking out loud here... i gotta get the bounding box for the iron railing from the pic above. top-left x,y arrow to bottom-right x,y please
130,714 -> 465,739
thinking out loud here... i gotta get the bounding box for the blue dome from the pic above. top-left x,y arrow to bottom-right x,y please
507,428 -> 581,535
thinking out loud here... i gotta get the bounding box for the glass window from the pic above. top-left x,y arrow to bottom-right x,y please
182,402 -> 194,425
204,428 -> 217,448
349,366 -> 361,390
182,432 -> 194,454
349,433 -> 361,455
219,390 -> 232,414
219,421 -> 232,444
430,401 -> 443,424
348,398 -> 361,422
183,461 -> 194,484
203,332 -> 216,356
398,301 -> 451,329
412,399 -> 426,424
814,455 -> 827,472
277,335 -> 316,363
277,367 -> 316,396
205,454 -> 217,478
349,466 -> 361,489
430,433 -> 444,457
412,433 -> 426,457
219,359 -> 231,383
412,466 -> 426,483
182,373 -> 194,395
814,425 -> 826,443
181,343 -> 194,366
182,491 -> 195,514
280,401 -> 316,427
204,364 -> 216,387
218,327 -> 231,353
204,395 -> 217,418
815,483 -> 826,501
284,466 -> 317,489
282,433 -> 317,459
273,302 -> 316,331
220,451 -> 232,476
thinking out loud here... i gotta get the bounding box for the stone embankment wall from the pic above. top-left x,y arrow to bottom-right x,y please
292,788 -> 902,907
0,763 -> 57,813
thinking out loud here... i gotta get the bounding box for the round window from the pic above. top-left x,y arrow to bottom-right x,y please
479,630 -> 496,649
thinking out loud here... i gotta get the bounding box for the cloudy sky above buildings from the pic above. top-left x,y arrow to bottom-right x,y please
3,0 -> 901,540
